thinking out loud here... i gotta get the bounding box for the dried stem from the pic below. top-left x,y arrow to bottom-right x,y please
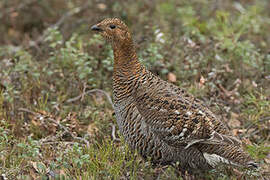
18,108 -> 90,148
110,123 -> 120,142
66,89 -> 114,109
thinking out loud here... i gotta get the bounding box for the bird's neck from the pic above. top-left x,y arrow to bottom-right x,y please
112,39 -> 141,77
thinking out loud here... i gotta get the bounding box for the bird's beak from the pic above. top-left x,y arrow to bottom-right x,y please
91,25 -> 102,32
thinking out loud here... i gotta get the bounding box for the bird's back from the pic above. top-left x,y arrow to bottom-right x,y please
113,63 -> 256,172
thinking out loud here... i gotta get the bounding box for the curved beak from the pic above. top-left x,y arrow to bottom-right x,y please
91,25 -> 102,32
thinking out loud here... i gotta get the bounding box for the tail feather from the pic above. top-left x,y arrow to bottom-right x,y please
197,143 -> 258,169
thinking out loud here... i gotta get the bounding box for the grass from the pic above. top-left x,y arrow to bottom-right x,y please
0,0 -> 269,179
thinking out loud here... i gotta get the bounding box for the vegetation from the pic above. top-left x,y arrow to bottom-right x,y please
0,0 -> 269,179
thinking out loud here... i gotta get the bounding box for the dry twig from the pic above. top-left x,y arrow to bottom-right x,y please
18,108 -> 90,147
110,123 -> 120,142
66,89 -> 114,108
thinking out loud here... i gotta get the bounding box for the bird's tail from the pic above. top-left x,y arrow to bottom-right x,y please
197,143 -> 258,169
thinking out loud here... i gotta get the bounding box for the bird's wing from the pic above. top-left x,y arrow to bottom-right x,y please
134,74 -> 241,148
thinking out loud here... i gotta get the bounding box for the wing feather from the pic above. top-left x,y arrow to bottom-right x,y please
134,74 -> 237,148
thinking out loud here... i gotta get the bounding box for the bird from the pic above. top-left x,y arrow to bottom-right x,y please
91,18 -> 258,176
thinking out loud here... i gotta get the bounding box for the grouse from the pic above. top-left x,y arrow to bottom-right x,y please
91,18 -> 258,175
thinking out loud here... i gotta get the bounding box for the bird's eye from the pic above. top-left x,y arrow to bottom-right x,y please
109,25 -> 116,29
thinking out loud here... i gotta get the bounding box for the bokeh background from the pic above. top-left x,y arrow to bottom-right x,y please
0,0 -> 269,179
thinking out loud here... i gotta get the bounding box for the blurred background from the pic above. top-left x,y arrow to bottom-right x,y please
0,0 -> 269,179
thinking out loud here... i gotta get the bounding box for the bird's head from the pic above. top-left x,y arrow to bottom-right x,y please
91,18 -> 132,44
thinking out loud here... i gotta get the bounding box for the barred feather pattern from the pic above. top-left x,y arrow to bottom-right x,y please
113,63 -> 254,171
92,18 -> 258,174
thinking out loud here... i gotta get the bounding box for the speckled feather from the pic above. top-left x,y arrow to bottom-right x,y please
91,18 -> 257,174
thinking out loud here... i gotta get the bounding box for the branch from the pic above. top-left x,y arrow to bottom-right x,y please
18,108 -> 90,148
47,116 -> 89,147
110,123 -> 120,142
66,89 -> 114,109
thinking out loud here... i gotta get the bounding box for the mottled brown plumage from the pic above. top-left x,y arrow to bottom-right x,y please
91,18 -> 258,175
